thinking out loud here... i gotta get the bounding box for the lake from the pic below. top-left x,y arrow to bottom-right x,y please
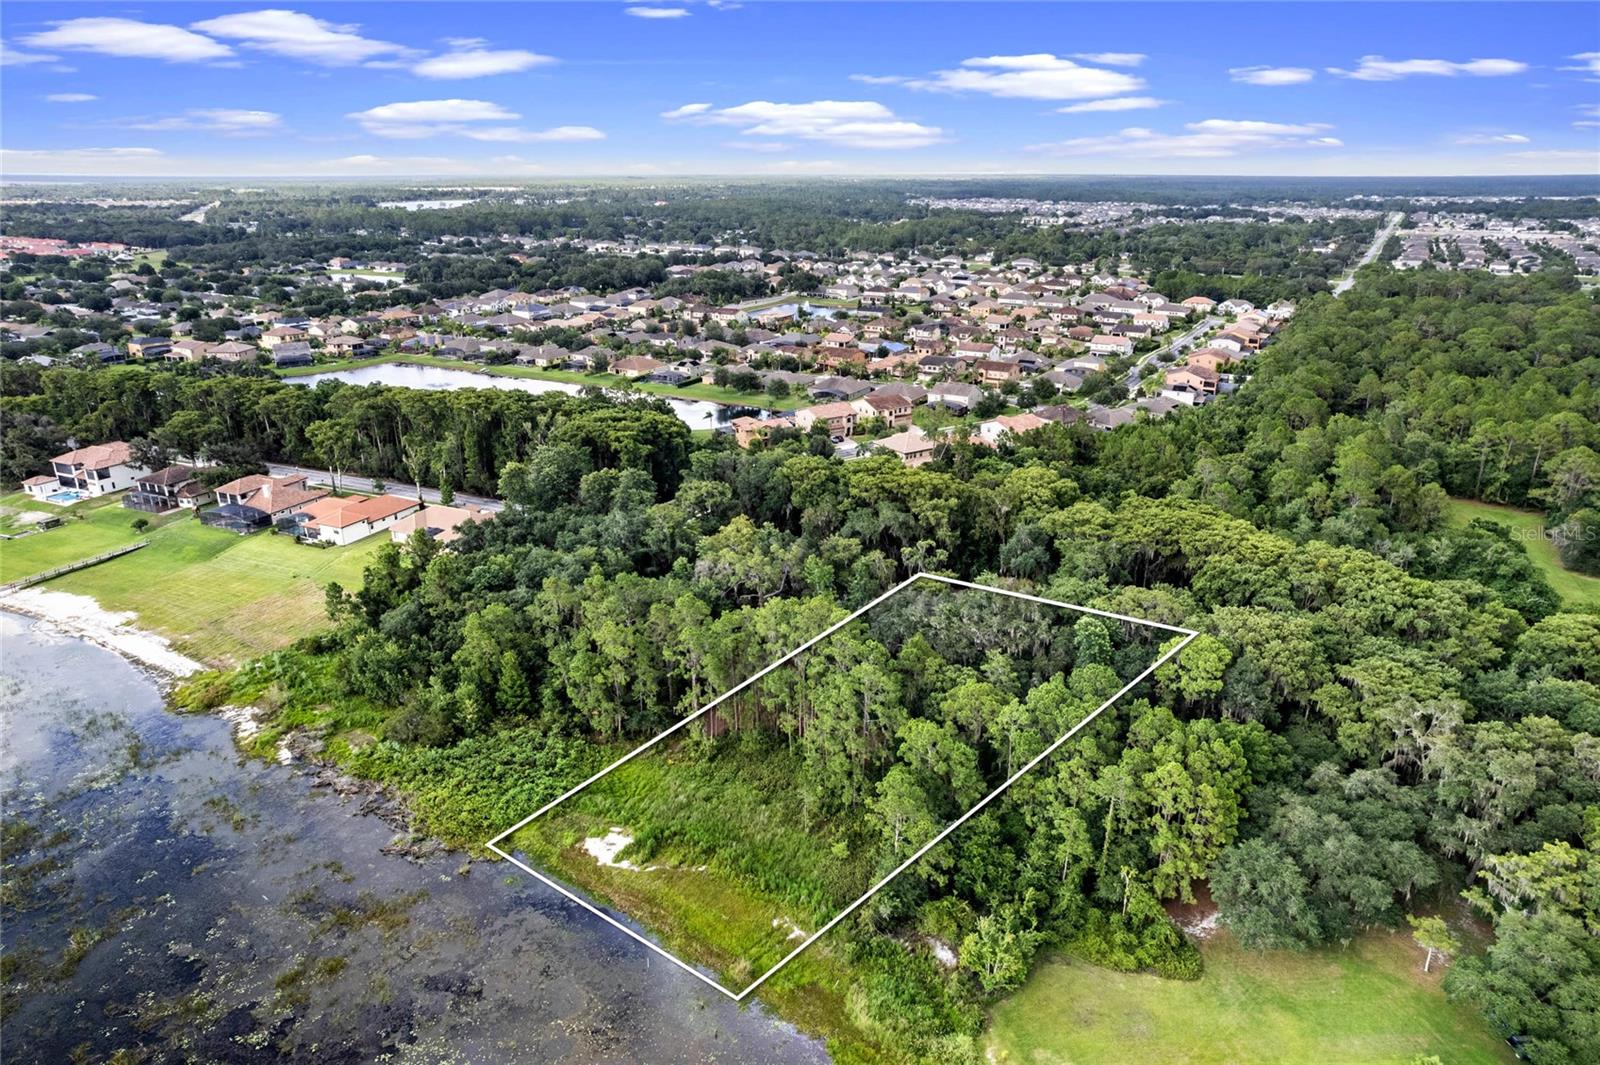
377,199 -> 477,211
291,362 -> 773,431
749,303 -> 842,322
0,612 -> 829,1064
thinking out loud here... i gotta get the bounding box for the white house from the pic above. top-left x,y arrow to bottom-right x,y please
976,412 -> 1050,446
293,494 -> 421,547
927,382 -> 985,411
873,427 -> 937,467
47,441 -> 149,497
1088,334 -> 1135,357
388,503 -> 493,545
20,475 -> 58,501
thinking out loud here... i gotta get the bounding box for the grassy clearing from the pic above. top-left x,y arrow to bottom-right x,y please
986,930 -> 1513,1065
276,353 -> 807,410
1445,497 -> 1600,610
508,737 -> 893,1061
0,491 -> 381,665
512,739 -> 875,973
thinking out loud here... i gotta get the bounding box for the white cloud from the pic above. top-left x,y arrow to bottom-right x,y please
1454,132 -> 1530,144
661,102 -> 714,119
761,159 -> 845,172
348,99 -> 601,143
1057,96 -> 1166,113
625,7 -> 691,18
125,108 -> 284,136
326,154 -> 468,171
2,40 -> 59,66
190,9 -> 415,66
1190,119 -> 1336,136
1030,118 -> 1341,158
1504,148 -> 1600,171
45,93 -> 98,103
723,140 -> 790,152
1,146 -> 164,175
461,125 -> 605,143
24,17 -> 233,63
274,153 -> 546,175
858,53 -> 1144,100
487,155 -> 547,169
412,46 -> 555,79
1230,65 -> 1315,86
1561,52 -> 1600,79
1071,52 -> 1145,67
350,98 -> 519,136
1327,55 -> 1527,81
662,99 -> 945,148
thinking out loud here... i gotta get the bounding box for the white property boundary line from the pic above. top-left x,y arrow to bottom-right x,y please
486,572 -> 1197,1002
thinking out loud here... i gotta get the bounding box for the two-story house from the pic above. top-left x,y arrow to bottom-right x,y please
793,402 -> 857,438
48,441 -> 149,497
124,465 -> 209,512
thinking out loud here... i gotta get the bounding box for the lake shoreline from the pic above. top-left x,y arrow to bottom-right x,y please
0,588 -> 204,683
1,614 -> 832,1064
278,352 -> 800,412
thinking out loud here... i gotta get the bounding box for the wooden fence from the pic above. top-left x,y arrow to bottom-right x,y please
0,540 -> 150,593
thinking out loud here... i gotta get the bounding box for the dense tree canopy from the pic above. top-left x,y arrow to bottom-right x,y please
6,216 -> 1597,1063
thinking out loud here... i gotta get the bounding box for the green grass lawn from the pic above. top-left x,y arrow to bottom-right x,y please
0,491 -> 382,665
509,739 -> 873,978
276,353 -> 807,410
508,738 -> 890,1061
987,930 -> 1513,1065
1445,497 -> 1600,610
912,404 -> 974,433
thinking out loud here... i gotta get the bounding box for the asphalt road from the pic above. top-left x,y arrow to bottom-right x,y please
1334,211 -> 1404,296
1124,315 -> 1222,396
265,463 -> 505,512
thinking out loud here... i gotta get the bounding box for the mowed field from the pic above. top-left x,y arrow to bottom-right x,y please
0,491 -> 382,665
986,930 -> 1513,1065
1445,497 -> 1600,610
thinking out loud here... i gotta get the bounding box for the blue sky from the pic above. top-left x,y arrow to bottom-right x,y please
2,2 -> 1596,177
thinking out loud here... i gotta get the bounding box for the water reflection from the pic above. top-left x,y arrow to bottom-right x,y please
0,613 -> 828,1064
290,363 -> 774,431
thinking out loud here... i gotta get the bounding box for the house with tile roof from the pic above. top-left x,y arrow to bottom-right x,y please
204,473 -> 330,533
293,493 -> 421,546
873,427 -> 938,467
388,503 -> 494,546
48,441 -> 149,497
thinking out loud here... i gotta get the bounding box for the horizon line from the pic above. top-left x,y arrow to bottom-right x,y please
3,171 -> 1598,183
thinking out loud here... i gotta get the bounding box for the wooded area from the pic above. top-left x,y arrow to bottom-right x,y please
6,235 -> 1598,1064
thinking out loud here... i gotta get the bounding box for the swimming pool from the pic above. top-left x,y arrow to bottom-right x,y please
44,489 -> 90,505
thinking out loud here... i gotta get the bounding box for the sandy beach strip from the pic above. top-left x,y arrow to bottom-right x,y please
0,587 -> 204,679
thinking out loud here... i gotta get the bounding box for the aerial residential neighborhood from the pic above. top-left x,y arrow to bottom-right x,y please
2,232 -> 1305,470
2,4 -> 1598,1065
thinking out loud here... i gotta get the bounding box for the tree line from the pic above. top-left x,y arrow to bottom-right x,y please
10,264 -> 1599,1063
